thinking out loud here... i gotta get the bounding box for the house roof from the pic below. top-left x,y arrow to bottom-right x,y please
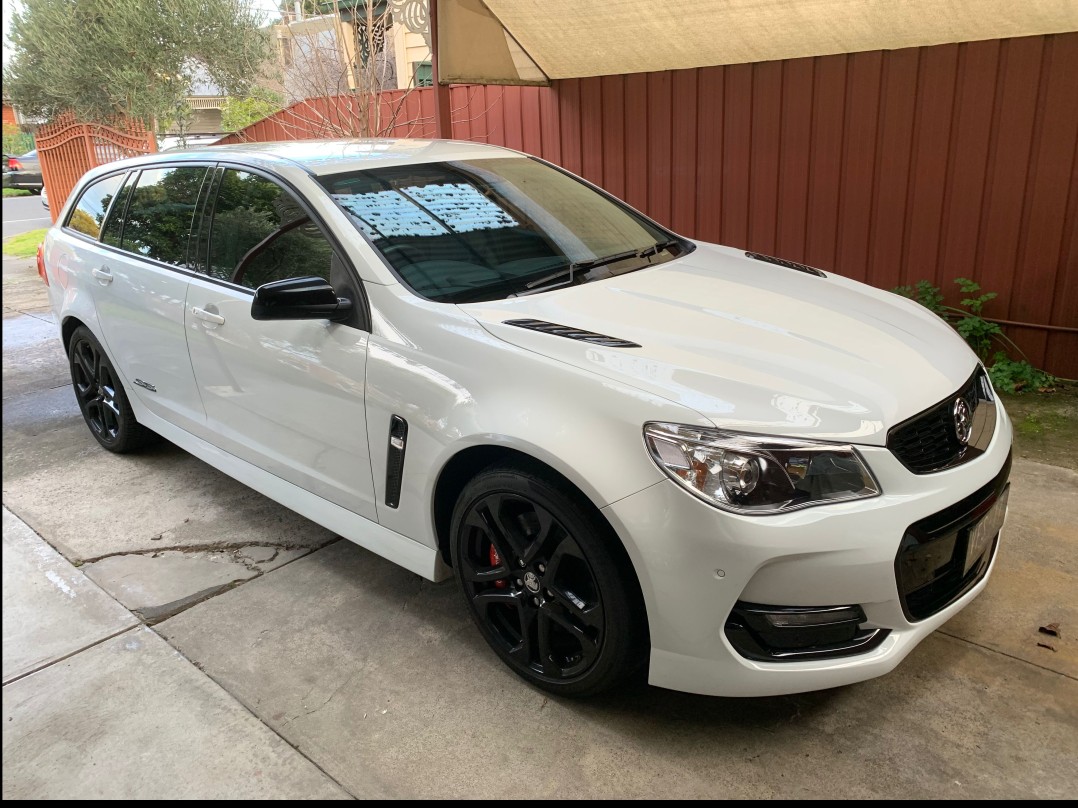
438,0 -> 1078,84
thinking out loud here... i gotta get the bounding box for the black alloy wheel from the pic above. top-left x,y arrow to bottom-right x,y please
451,464 -> 646,696
68,326 -> 157,453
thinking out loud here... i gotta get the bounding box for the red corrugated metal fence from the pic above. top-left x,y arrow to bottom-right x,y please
221,33 -> 1078,377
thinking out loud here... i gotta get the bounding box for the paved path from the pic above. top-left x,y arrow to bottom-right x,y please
2,257 -> 1076,798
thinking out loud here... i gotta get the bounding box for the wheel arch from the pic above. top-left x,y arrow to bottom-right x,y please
61,314 -> 89,352
431,445 -> 649,628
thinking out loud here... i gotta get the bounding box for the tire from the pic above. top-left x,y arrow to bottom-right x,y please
68,326 -> 158,453
450,462 -> 648,697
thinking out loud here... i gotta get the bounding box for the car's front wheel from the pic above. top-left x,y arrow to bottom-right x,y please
68,326 -> 157,453
450,463 -> 647,696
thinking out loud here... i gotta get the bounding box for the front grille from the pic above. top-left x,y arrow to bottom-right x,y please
895,451 -> 1011,621
887,368 -> 996,474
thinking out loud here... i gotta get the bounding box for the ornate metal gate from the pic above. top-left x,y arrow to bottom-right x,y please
35,113 -> 156,223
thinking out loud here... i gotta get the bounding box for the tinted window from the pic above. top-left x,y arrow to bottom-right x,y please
101,175 -> 134,248
320,158 -> 677,303
206,169 -> 333,289
121,166 -> 208,266
66,173 -> 126,239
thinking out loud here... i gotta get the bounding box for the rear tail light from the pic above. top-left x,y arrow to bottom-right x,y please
9,158 -> 22,171
36,243 -> 49,286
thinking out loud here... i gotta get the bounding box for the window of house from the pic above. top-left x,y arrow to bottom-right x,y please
205,169 -> 334,289
65,173 -> 127,240
413,61 -> 433,88
120,166 -> 209,266
280,36 -> 294,68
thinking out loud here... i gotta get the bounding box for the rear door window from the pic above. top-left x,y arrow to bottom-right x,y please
204,169 -> 334,288
65,173 -> 127,239
120,166 -> 209,267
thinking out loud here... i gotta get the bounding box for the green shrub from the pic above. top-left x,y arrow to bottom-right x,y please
988,353 -> 1057,394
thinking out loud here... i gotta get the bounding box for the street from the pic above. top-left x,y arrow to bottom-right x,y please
1,208 -> 1076,797
1,194 -> 51,238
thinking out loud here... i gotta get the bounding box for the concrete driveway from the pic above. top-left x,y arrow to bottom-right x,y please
2,256 -> 1076,799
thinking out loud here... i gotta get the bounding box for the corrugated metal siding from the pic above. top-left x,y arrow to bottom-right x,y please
220,33 -> 1078,377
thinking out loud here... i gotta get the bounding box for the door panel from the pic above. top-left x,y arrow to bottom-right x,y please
184,166 -> 376,519
91,250 -> 205,430
184,276 -> 376,519
81,167 -> 207,430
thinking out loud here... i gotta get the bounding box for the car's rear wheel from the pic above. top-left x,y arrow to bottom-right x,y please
450,463 -> 647,697
68,326 -> 157,453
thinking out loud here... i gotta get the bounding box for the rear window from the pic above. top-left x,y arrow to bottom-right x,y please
120,166 -> 209,267
65,174 -> 126,239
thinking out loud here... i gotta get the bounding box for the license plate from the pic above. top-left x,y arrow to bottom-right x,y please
964,486 -> 1009,573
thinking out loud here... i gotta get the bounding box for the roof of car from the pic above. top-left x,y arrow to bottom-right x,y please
110,138 -> 524,177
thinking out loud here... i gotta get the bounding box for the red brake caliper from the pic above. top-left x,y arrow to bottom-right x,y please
489,544 -> 507,588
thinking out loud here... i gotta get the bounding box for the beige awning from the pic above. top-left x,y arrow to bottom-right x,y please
438,0 -> 1078,84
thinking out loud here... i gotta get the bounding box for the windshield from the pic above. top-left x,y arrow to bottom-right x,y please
319,157 -> 685,303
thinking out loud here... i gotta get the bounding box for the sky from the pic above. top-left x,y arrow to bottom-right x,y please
2,0 -> 285,66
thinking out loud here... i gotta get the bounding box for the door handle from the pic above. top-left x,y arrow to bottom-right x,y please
91,266 -> 113,284
191,307 -> 225,326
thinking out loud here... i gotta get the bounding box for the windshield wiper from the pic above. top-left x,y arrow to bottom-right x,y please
513,240 -> 681,297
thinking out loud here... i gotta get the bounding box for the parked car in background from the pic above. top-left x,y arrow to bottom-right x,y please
40,140 -> 1012,698
6,150 -> 43,194
41,185 -> 49,211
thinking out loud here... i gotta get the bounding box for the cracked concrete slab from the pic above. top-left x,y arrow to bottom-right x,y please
2,507 -> 137,684
82,545 -> 321,624
158,539 -> 1078,800
1,626 -> 351,800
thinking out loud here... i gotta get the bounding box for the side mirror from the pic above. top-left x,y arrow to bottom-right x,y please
251,276 -> 353,322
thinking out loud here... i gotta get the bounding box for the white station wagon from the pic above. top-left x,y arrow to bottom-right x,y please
41,140 -> 1012,697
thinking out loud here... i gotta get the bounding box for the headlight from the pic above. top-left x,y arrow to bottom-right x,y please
643,422 -> 880,515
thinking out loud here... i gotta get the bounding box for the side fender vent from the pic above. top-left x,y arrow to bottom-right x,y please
745,251 -> 826,278
503,319 -> 640,348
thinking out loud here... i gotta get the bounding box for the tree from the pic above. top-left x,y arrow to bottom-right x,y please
222,88 -> 285,132
269,1 -> 433,139
3,0 -> 273,128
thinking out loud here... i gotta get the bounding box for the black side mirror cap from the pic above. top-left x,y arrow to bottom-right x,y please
251,276 -> 353,322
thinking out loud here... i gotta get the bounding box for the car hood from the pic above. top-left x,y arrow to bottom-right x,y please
458,243 -> 978,445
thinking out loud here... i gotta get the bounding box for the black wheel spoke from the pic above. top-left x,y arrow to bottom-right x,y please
74,349 -> 93,383
519,507 -> 561,566
458,551 -> 512,584
543,534 -> 586,583
476,496 -> 529,563
544,604 -> 600,665
507,605 -> 538,666
536,611 -> 563,676
458,487 -> 607,684
472,590 -> 520,611
550,587 -> 604,631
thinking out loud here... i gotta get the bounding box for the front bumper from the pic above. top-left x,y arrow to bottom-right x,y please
602,405 -> 1013,697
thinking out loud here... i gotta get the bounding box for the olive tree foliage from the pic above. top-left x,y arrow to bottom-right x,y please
3,0 -> 273,129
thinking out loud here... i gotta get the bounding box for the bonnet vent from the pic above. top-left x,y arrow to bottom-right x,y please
503,319 -> 640,348
745,251 -> 826,277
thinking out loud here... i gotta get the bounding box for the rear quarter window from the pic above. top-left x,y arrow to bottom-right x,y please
65,174 -> 126,239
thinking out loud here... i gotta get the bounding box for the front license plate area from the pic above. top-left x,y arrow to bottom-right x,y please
964,485 -> 1009,574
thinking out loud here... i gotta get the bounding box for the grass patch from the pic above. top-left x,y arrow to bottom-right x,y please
1001,382 -> 1078,471
1,227 -> 48,258
2,188 -> 32,197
